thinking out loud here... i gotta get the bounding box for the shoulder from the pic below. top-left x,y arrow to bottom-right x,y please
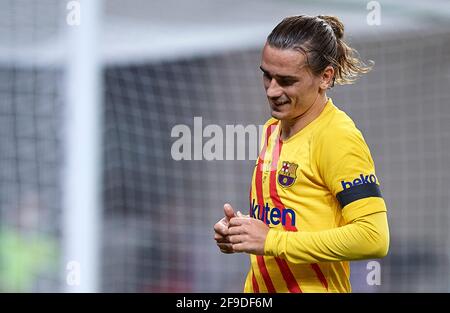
311,102 -> 373,172
314,103 -> 367,151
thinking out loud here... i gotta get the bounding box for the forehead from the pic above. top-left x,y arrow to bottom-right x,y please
261,43 -> 307,76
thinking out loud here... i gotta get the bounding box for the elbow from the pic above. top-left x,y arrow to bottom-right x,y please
372,216 -> 390,259
372,233 -> 389,259
356,212 -> 390,260
363,229 -> 390,259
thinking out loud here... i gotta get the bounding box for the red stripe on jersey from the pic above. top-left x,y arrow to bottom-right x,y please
275,258 -> 302,293
256,256 -> 276,293
269,136 -> 296,231
269,135 -> 302,293
270,134 -> 328,292
252,269 -> 260,293
256,121 -> 277,213
253,121 -> 278,293
311,263 -> 329,291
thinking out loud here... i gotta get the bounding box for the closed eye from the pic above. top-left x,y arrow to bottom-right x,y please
278,79 -> 297,87
259,66 -> 298,86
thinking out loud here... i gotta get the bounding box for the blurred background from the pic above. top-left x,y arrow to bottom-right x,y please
1,0 -> 450,292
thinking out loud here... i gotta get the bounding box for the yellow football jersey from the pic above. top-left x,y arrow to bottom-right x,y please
244,98 -> 387,293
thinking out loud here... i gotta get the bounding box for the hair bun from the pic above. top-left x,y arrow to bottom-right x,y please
317,15 -> 344,40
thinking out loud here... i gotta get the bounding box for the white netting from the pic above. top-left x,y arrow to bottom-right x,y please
0,0 -> 64,292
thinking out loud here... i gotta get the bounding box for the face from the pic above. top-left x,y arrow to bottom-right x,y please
260,43 -> 323,121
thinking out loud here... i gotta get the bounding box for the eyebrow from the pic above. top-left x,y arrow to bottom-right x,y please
259,66 -> 298,80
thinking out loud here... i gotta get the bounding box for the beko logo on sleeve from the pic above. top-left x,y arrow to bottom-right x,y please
341,174 -> 377,191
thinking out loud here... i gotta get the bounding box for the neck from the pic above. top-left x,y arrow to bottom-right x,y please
280,93 -> 328,141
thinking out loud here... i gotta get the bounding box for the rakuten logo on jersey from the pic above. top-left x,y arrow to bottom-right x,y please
250,199 -> 296,227
341,174 -> 377,190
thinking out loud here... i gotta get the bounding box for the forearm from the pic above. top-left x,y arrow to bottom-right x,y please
264,211 -> 389,264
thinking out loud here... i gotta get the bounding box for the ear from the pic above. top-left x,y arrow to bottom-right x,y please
319,65 -> 335,90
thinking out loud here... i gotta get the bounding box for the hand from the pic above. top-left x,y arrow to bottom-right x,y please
227,216 -> 269,255
214,203 -> 238,254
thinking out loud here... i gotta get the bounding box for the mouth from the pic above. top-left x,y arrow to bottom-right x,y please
270,100 -> 290,111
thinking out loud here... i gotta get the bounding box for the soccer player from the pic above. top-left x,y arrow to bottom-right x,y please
213,15 -> 389,293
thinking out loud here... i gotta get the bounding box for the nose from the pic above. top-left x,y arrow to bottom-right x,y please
266,78 -> 283,99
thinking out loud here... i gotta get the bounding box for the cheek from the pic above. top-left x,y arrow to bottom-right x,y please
310,76 -> 322,91
292,80 -> 318,99
285,84 -> 303,100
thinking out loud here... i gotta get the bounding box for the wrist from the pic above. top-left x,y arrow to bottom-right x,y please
264,228 -> 280,256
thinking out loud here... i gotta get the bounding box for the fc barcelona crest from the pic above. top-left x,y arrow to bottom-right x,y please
277,161 -> 298,187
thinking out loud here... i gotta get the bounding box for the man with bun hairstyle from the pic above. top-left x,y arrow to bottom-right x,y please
214,15 -> 389,293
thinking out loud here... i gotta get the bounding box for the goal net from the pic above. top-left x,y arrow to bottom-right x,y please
1,0 -> 450,292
